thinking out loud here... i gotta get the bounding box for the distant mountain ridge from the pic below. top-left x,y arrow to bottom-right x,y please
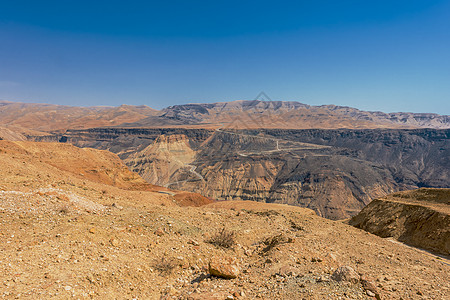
1,99 -> 449,131
148,100 -> 450,129
0,100 -> 158,131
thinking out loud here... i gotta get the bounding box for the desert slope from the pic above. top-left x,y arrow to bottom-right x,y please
0,101 -> 157,131
349,188 -> 450,256
0,141 -> 449,299
0,140 -> 211,207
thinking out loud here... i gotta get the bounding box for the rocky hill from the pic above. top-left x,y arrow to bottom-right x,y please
2,100 -> 449,131
47,127 -> 449,219
3,100 -> 449,219
0,140 -> 448,299
0,101 -> 157,131
128,100 -> 450,129
349,188 -> 450,256
0,140 -> 211,207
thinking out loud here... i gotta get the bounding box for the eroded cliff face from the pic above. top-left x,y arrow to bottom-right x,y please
28,127 -> 449,220
177,153 -> 397,220
349,188 -> 450,256
125,134 -> 197,186
119,130 -> 399,219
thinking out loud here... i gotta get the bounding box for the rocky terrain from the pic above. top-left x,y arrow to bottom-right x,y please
0,141 -> 211,207
0,140 -> 449,299
125,100 -> 450,129
2,100 -> 449,220
0,101 -> 157,132
2,100 -> 450,131
349,188 -> 450,256
56,127 -> 448,220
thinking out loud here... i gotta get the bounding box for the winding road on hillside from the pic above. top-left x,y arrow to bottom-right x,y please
164,164 -> 204,188
164,124 -> 329,188
215,123 -> 330,155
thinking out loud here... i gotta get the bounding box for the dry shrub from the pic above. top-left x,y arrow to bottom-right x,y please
58,204 -> 70,214
153,257 -> 177,276
207,227 -> 236,249
260,233 -> 289,254
289,219 -> 304,231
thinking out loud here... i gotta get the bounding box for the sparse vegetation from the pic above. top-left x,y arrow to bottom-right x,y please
58,204 -> 70,214
242,209 -> 280,217
207,227 -> 236,249
260,233 -> 289,254
153,257 -> 177,276
289,219 -> 304,231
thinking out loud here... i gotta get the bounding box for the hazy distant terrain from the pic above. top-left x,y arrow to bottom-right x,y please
2,100 -> 449,131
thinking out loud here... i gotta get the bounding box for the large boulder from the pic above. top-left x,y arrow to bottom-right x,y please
208,256 -> 240,279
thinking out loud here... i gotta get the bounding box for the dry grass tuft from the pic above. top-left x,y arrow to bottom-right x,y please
58,204 -> 70,214
153,257 -> 178,276
206,227 -> 236,249
260,233 -> 289,254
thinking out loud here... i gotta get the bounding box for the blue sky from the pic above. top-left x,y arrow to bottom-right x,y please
0,0 -> 449,114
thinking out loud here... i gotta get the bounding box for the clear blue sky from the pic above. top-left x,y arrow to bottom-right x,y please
0,0 -> 449,114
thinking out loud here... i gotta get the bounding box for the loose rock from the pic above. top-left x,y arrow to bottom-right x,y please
360,276 -> 381,299
154,228 -> 164,236
188,239 -> 199,246
208,256 -> 240,279
331,266 -> 359,284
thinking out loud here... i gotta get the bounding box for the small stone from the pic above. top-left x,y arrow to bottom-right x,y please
367,290 -> 376,297
167,286 -> 177,296
154,228 -> 164,236
86,274 -> 95,283
360,276 -> 381,299
188,239 -> 199,246
110,238 -> 119,247
208,256 -> 240,279
277,265 -> 299,277
89,228 -> 96,234
325,252 -> 337,263
311,257 -> 323,262
316,276 -> 329,283
226,296 -> 234,300
417,290 -> 423,296
64,286 -> 72,291
331,266 -> 359,284
111,203 -> 123,210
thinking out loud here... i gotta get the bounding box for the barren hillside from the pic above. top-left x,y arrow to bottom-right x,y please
349,188 -> 450,256
0,141 -> 449,299
0,101 -> 157,131
128,100 -> 450,129
0,141 -> 211,207
2,100 -> 449,132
